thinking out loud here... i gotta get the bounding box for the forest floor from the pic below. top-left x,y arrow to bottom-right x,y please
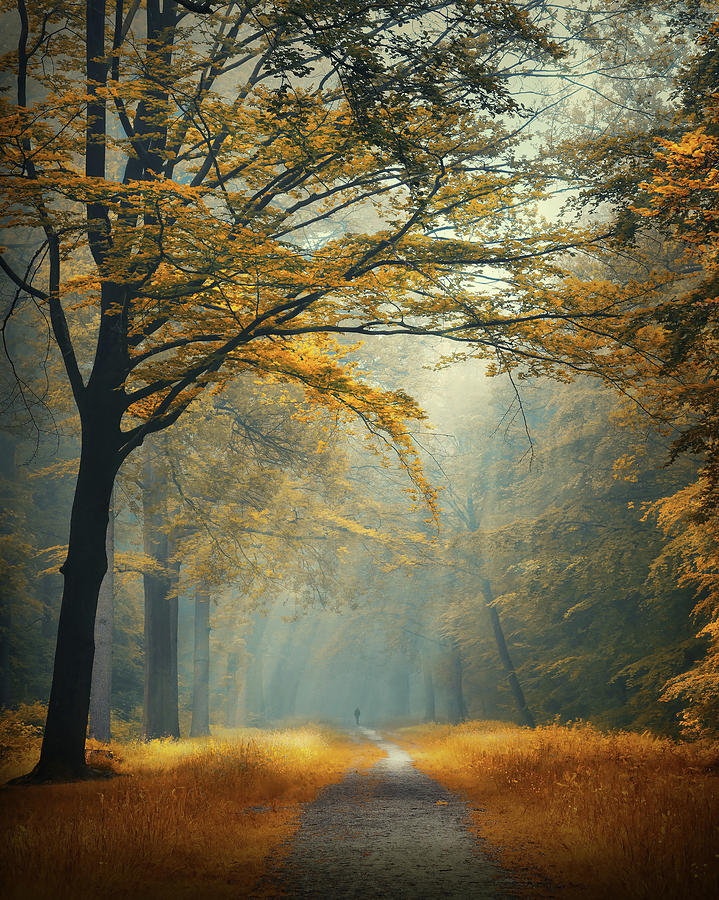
264,726 -> 517,898
2,713 -> 719,898
0,715 -> 382,899
400,720 -> 719,900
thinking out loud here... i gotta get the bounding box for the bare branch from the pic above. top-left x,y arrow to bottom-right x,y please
0,255 -> 48,301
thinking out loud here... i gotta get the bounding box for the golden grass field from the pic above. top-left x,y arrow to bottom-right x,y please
0,710 -> 381,899
4,709 -> 719,899
401,720 -> 719,900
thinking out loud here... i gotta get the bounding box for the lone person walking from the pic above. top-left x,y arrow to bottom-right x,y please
354,706 -> 361,726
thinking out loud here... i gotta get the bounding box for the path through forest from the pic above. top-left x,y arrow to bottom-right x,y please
267,727 -> 518,898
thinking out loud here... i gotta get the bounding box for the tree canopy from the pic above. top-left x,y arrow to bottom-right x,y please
3,0 -> 719,777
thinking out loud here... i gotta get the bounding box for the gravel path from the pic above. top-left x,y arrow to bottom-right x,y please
267,727 -> 517,899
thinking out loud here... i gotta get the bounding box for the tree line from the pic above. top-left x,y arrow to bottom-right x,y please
1,0 -> 718,779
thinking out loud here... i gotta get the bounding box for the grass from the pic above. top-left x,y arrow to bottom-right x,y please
401,720 -> 719,900
0,711 -> 381,899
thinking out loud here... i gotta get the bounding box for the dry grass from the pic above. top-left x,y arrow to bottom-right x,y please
401,720 -> 719,900
0,718 -> 381,899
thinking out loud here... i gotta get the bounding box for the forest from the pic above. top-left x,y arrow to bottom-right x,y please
1,1 -> 718,898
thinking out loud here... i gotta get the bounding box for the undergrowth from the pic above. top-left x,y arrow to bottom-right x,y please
402,720 -> 719,900
0,715 -> 379,899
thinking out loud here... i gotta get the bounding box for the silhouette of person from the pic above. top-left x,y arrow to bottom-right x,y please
354,706 -> 361,725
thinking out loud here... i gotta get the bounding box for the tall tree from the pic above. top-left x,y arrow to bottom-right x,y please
449,487 -> 535,727
142,442 -> 181,740
1,0 -> 679,779
190,583 -> 210,737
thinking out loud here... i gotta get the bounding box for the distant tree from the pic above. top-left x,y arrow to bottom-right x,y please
460,380 -> 700,732
141,440 -> 182,740
189,583 -> 210,737
443,485 -> 535,727
140,376 -> 389,736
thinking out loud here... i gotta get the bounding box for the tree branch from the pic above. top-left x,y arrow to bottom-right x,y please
0,255 -> 48,301
175,0 -> 214,13
46,236 -> 86,405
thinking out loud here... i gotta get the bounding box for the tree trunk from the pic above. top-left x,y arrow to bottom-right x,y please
0,435 -> 14,708
168,546 -> 179,732
286,674 -> 300,718
223,650 -> 241,728
265,632 -> 292,721
0,605 -> 11,709
446,640 -> 468,725
88,489 -> 114,742
422,657 -> 436,722
467,498 -> 535,728
481,579 -> 535,728
190,584 -> 210,737
387,662 -> 410,719
245,655 -> 265,726
143,443 -> 180,740
34,411 -> 118,780
282,628 -> 316,719
244,614 -> 268,727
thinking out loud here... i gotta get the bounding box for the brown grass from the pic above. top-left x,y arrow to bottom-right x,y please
401,720 -> 719,900
0,721 -> 381,899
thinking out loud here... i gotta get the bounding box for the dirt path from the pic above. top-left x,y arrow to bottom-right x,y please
267,727 -> 517,898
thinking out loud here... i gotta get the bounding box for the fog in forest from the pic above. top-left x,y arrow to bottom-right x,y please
4,334 -> 698,739
4,2 -> 719,896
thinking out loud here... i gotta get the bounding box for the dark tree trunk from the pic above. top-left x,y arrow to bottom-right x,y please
169,556 -> 179,729
35,407 -> 119,780
0,604 -> 11,709
21,0 -> 125,777
0,436 -> 13,708
467,497 -> 535,728
142,552 -> 180,740
481,579 -> 535,728
190,585 -> 210,737
89,489 -> 114,742
142,443 -> 180,740
422,657 -> 436,723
